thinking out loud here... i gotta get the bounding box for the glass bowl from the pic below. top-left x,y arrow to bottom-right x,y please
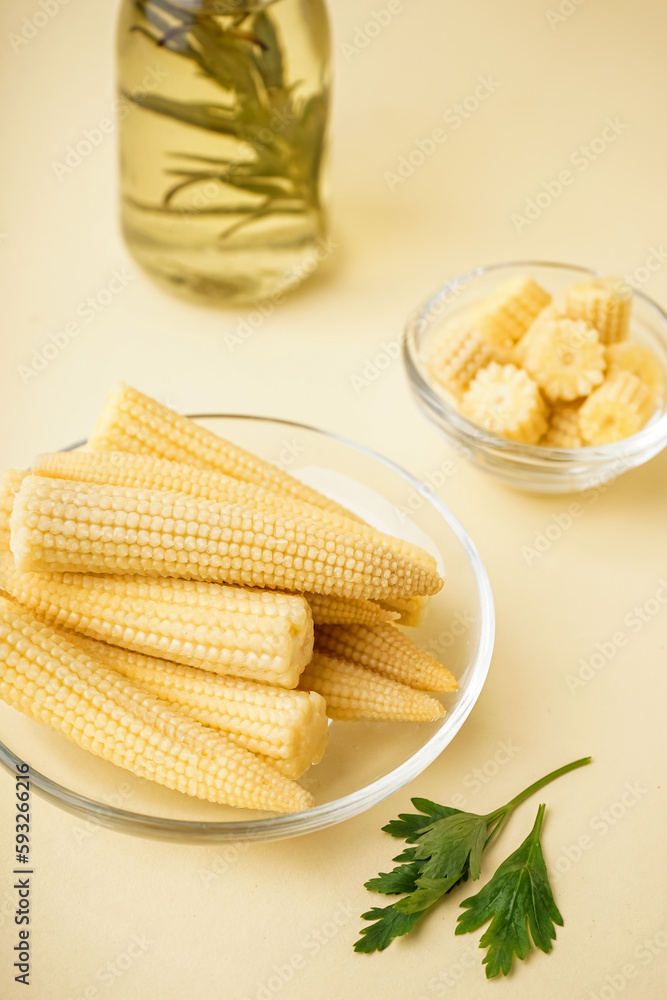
0,416 -> 494,842
403,261 -> 667,493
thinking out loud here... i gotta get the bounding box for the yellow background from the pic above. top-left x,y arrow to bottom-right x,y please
1,0 -> 666,997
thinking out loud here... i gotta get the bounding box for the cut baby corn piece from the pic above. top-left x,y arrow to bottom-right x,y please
376,596 -> 427,627
579,371 -> 652,445
563,277 -> 632,345
53,631 -> 327,779
0,469 -> 28,550
605,342 -> 665,408
88,383 -> 352,519
10,477 -> 443,601
512,304 -> 565,366
468,276 -> 552,349
428,321 -> 495,398
523,318 -> 606,402
0,563 -> 313,688
541,405 -> 583,449
299,654 -> 445,722
314,624 -> 457,693
461,363 -> 548,443
0,596 -> 313,813
305,593 -> 399,626
32,450 -> 437,576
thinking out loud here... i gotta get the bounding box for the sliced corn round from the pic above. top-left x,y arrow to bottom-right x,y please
461,363 -> 548,443
523,317 -> 606,402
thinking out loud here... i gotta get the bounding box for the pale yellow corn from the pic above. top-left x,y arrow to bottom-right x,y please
541,405 -> 583,449
54,631 -> 327,779
461,363 -> 548,443
428,321 -> 495,398
299,653 -> 445,722
579,371 -> 652,444
315,624 -> 457,693
469,277 -> 552,349
0,469 -> 27,550
512,304 -> 566,366
523,318 -> 606,402
0,560 -> 313,688
0,596 -> 313,813
32,450 -> 437,575
564,277 -> 632,345
10,477 -> 443,601
376,596 -> 428,627
605,342 -> 665,409
88,384 -> 352,518
305,593 -> 399,626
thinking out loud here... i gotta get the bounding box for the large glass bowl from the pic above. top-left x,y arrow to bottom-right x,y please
0,417 -> 494,842
404,261 -> 667,493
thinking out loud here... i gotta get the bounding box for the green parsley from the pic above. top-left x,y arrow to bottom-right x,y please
354,756 -> 591,977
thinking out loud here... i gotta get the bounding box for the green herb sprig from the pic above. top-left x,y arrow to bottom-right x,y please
354,756 -> 591,978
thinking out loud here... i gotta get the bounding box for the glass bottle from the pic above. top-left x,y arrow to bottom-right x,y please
116,0 -> 331,304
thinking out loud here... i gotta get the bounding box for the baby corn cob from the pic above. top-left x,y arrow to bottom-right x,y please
54,631 -> 327,778
314,624 -> 457,693
541,405 -> 583,449
88,384 -> 352,519
428,321 -> 495,398
469,277 -> 552,349
300,654 -> 444,722
10,477 -> 443,601
461,363 -> 548,443
0,469 -> 27,550
523,318 -> 606,402
579,371 -> 651,444
605,342 -> 665,408
0,562 -> 313,688
563,277 -> 632,345
0,596 -> 312,813
305,593 -> 399,626
32,450 -> 437,575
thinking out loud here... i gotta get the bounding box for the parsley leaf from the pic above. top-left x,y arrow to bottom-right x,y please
353,904 -> 425,953
456,803 -> 563,978
364,862 -> 422,895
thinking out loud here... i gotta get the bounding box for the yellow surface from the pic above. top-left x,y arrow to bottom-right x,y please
1,1 -> 667,997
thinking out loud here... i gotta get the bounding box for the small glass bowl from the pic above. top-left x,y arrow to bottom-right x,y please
0,416 -> 494,842
403,261 -> 667,493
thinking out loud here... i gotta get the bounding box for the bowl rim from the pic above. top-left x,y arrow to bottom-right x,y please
403,260 -> 667,465
0,414 -> 495,842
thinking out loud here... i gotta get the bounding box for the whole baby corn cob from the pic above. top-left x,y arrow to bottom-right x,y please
299,653 -> 445,722
0,469 -> 27,549
305,593 -> 398,626
0,562 -> 313,688
523,317 -> 606,402
428,321 -> 495,398
461,363 -> 548,443
563,276 -> 632,345
466,276 -> 552,349
87,384 -> 352,519
32,450 -> 437,576
541,405 -> 583,449
53,631 -> 327,779
605,342 -> 665,408
0,596 -> 313,813
10,477 -> 443,601
579,371 -> 652,444
315,624 -> 457,693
